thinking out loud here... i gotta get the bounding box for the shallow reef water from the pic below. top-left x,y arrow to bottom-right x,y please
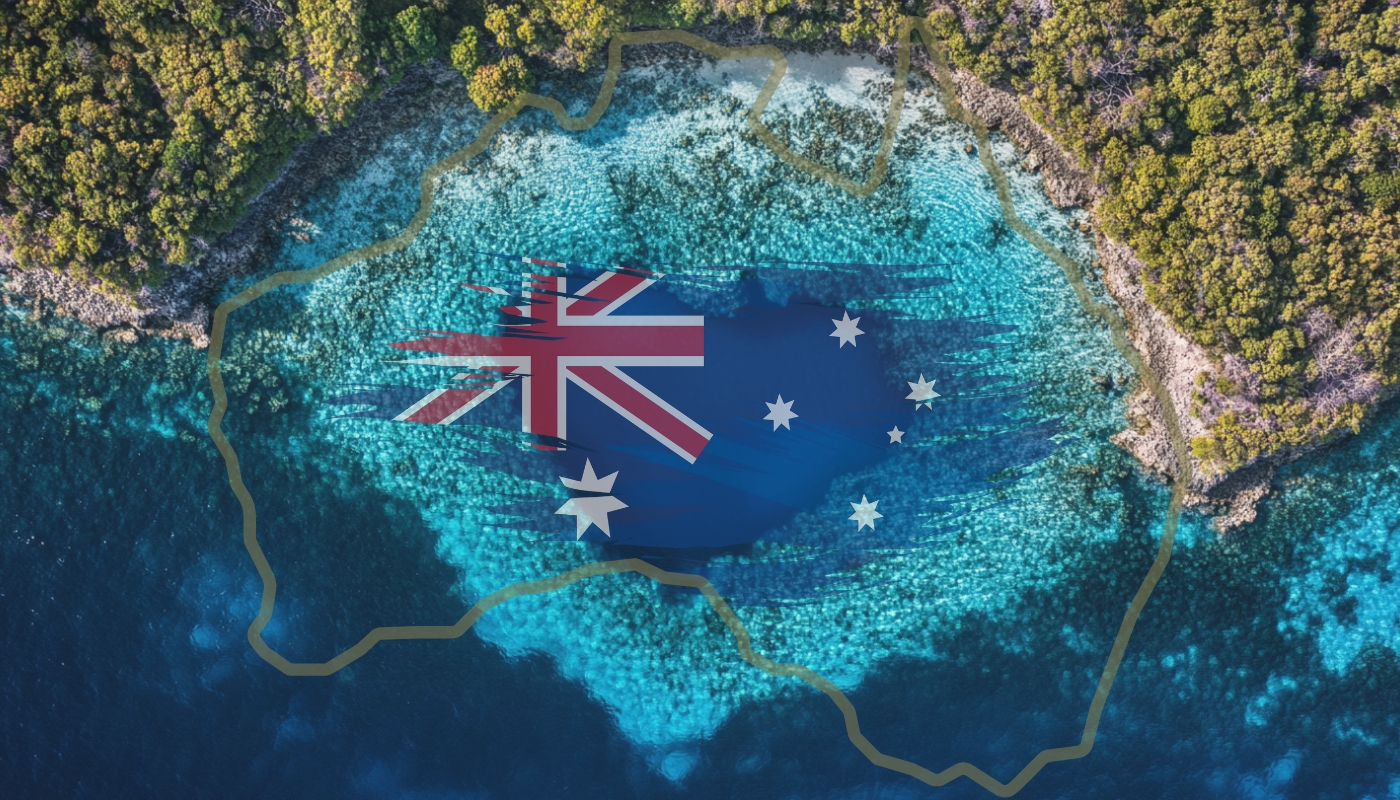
219,53 -> 1138,758
5,53 -> 1400,800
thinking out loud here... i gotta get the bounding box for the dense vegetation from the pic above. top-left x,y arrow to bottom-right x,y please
916,0 -> 1400,470
0,0 -> 488,289
4,0 -> 1398,471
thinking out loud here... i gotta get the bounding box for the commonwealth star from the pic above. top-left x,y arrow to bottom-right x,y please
848,495 -> 883,531
555,459 -> 628,539
906,373 -> 940,409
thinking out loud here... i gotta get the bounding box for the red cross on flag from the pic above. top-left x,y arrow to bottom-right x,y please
386,265 -> 713,463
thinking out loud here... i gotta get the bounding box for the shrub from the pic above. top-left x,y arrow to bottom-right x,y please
1360,173 -> 1400,207
394,6 -> 438,64
468,55 -> 534,112
1185,95 -> 1227,135
451,25 -> 485,78
485,5 -> 530,49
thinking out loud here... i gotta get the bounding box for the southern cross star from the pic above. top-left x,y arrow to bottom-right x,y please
830,311 -> 865,348
906,373 -> 940,409
887,425 -> 905,444
764,394 -> 798,431
555,459 -> 628,539
849,495 -> 883,530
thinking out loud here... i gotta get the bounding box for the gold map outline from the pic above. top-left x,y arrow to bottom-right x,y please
204,21 -> 1192,798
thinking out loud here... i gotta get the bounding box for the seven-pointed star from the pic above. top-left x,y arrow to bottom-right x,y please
906,373 -> 941,409
830,311 -> 865,348
764,394 -> 799,430
555,459 -> 628,539
887,425 -> 905,444
849,494 -> 883,530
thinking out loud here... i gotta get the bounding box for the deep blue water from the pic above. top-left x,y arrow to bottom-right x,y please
6,55 -> 1400,799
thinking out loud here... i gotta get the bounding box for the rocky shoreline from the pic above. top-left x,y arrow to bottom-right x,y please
1,61 -> 475,348
2,33 -> 1294,528
944,67 -> 1288,530
0,21 -> 855,346
0,23 -> 809,345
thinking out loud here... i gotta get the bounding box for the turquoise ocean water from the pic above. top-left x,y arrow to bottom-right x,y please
5,54 -> 1400,798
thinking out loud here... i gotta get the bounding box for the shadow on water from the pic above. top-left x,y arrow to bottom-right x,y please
0,381 -> 660,799
10,322 -> 1400,800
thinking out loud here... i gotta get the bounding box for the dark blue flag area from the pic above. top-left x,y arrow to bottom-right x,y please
330,254 -> 1064,603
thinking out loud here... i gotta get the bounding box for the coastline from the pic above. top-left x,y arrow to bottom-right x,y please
1,61 -> 474,349
944,67 -> 1287,530
0,23 -> 835,346
3,34 -> 1294,528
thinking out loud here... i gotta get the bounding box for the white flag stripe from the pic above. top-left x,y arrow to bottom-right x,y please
437,380 -> 514,425
566,370 -> 702,464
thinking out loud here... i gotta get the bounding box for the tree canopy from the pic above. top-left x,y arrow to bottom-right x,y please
923,0 -> 1400,469
0,0 -> 480,292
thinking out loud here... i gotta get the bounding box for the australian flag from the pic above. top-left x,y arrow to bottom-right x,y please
331,254 -> 1063,602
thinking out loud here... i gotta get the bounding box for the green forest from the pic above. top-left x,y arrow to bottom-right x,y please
2,0 -> 1398,471
921,0 -> 1400,471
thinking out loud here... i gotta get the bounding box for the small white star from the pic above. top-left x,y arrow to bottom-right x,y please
887,426 -> 905,444
906,373 -> 941,409
764,394 -> 798,431
830,311 -> 865,348
555,459 -> 628,539
849,495 -> 883,530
